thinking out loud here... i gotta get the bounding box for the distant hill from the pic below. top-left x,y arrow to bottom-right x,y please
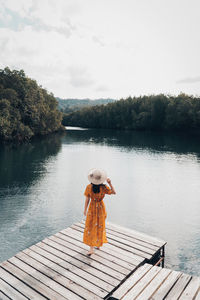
56,97 -> 117,113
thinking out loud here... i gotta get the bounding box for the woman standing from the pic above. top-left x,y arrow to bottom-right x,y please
83,168 -> 116,255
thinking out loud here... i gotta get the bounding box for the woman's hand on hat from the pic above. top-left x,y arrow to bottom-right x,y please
107,178 -> 111,184
106,178 -> 116,194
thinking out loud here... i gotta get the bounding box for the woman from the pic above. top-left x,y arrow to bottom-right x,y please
83,168 -> 116,255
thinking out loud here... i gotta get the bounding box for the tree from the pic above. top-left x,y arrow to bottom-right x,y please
0,67 -> 64,142
62,94 -> 200,133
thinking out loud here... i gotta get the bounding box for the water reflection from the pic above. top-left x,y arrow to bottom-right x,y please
0,133 -> 63,262
0,133 -> 63,189
64,128 -> 200,157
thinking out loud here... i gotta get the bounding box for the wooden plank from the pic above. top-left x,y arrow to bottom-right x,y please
32,243 -> 119,287
165,273 -> 192,299
71,223 -> 150,259
41,237 -> 124,281
0,266 -> 47,300
102,242 -> 143,264
15,251 -> 105,299
106,231 -> 155,255
106,227 -> 158,252
195,289 -> 200,300
106,222 -> 166,247
63,225 -> 143,263
22,248 -> 111,293
61,228 -> 139,266
56,231 -> 133,271
78,221 -> 158,253
122,265 -> 161,300
47,235 -> 128,277
80,219 -> 159,252
75,222 -> 156,256
61,227 -> 143,265
2,259 -> 80,300
102,235 -> 152,259
136,267 -> 172,299
24,246 -> 114,292
37,240 -> 121,283
49,234 -> 129,275
0,277 -> 28,300
0,291 -> 11,300
179,276 -> 200,299
152,269 -> 182,299
70,224 -> 152,260
112,264 -> 152,299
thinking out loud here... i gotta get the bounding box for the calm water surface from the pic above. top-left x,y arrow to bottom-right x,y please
0,128 -> 200,276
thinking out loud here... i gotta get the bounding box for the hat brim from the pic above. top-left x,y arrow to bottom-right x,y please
88,169 -> 107,185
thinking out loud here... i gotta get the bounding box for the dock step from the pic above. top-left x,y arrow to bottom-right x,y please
110,263 -> 200,299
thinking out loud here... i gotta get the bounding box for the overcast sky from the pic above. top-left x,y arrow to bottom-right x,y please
0,0 -> 200,99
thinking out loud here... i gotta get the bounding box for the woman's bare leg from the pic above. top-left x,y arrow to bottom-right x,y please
87,246 -> 95,255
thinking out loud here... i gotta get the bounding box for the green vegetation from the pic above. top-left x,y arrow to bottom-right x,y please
57,97 -> 116,113
62,94 -> 200,132
0,67 -> 63,142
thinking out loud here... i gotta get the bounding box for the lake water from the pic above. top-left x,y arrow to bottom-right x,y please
0,128 -> 200,276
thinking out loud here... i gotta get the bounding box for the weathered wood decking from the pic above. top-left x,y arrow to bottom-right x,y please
0,221 -> 166,300
111,263 -> 200,299
1,221 -> 199,299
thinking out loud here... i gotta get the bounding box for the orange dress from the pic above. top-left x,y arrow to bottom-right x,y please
83,184 -> 112,247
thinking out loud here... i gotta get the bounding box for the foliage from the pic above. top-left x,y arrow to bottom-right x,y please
62,94 -> 200,132
0,67 -> 63,142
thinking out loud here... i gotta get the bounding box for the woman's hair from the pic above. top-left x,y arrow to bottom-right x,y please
91,183 -> 105,193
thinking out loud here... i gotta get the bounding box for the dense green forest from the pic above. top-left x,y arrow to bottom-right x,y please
0,67 -> 63,142
57,97 -> 116,113
63,94 -> 200,132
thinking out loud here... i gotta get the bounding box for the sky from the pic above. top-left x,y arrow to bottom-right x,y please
0,0 -> 200,99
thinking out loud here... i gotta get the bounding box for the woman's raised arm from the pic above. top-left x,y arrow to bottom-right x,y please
107,178 -> 116,194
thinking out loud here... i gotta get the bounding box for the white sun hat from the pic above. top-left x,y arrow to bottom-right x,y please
87,168 -> 107,185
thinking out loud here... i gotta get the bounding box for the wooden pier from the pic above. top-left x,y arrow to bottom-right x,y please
111,263 -> 200,299
0,221 -> 199,299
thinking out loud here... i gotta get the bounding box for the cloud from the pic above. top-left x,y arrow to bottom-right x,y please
68,65 -> 94,88
1,0 -> 200,99
176,76 -> 200,84
95,85 -> 110,92
30,19 -> 73,38
0,0 -> 33,18
0,0 -> 76,38
92,36 -> 105,47
0,36 -> 9,52
0,26 -> 72,90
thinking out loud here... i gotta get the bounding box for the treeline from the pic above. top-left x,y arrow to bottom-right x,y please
57,97 -> 116,113
62,94 -> 200,132
0,67 -> 63,142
